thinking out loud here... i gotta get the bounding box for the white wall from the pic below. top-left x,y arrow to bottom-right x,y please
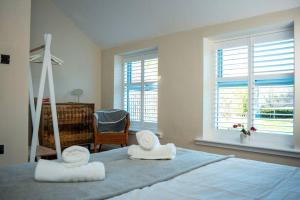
30,0 -> 101,108
102,8 -> 300,166
0,0 -> 31,165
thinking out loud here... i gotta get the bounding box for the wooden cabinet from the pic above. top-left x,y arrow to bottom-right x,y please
39,103 -> 94,149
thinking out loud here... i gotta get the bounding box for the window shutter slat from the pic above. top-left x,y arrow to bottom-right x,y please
254,39 -> 294,76
216,46 -> 248,78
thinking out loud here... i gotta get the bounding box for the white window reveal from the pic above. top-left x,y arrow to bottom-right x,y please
123,51 -> 158,132
215,29 -> 294,135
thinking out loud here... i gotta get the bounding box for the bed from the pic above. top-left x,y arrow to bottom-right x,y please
0,147 -> 299,200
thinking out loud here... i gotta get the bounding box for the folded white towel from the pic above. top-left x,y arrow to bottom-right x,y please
136,130 -> 160,150
35,159 -> 105,182
62,145 -> 90,168
128,143 -> 176,160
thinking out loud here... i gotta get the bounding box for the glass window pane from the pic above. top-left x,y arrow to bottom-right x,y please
144,83 -> 158,123
253,83 -> 294,135
216,85 -> 248,130
128,88 -> 141,122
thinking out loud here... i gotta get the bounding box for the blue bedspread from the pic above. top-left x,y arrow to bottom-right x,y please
0,147 -> 230,200
111,156 -> 300,200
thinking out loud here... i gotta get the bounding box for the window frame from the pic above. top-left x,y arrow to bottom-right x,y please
212,28 -> 295,136
121,52 -> 159,132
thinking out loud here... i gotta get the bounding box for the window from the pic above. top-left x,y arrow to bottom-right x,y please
215,29 -> 294,135
123,52 -> 158,132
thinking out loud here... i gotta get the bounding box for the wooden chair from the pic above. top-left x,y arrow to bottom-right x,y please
93,112 -> 130,152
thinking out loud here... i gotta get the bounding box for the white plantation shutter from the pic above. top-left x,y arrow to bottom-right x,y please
217,46 -> 249,78
144,58 -> 158,123
252,37 -> 294,135
123,52 -> 158,132
215,45 -> 249,129
253,39 -> 294,75
214,28 -> 294,135
124,60 -> 142,122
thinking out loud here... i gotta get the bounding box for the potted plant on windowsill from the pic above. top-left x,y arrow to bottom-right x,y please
233,124 -> 256,144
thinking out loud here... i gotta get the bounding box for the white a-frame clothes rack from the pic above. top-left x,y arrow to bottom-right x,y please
29,34 -> 63,162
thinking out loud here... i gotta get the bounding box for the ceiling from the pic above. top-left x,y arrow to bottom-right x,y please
52,0 -> 300,48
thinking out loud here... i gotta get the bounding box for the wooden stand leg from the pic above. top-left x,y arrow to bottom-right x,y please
30,35 -> 51,163
98,144 -> 102,152
29,34 -> 62,162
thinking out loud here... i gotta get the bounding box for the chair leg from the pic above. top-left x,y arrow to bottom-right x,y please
94,144 -> 98,153
98,144 -> 102,152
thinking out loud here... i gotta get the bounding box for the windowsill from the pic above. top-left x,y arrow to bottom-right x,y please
195,137 -> 300,158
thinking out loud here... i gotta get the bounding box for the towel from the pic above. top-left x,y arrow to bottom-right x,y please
128,143 -> 176,160
35,159 -> 105,182
62,145 -> 90,168
136,130 -> 160,150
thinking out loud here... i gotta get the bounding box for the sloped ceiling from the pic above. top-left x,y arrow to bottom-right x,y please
52,0 -> 300,48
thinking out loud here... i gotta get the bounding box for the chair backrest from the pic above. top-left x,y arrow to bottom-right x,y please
94,109 -> 129,132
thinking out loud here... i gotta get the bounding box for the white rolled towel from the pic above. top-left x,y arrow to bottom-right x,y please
128,143 -> 176,160
35,159 -> 105,182
62,145 -> 90,168
136,130 -> 160,150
